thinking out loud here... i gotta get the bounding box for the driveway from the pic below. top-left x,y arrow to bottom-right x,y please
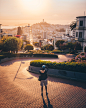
0,58 -> 86,108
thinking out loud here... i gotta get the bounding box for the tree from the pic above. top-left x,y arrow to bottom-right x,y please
41,44 -> 54,51
1,36 -> 9,42
33,42 -> 39,47
84,46 -> 86,52
23,40 -> 30,45
0,41 -> 4,51
24,44 -> 33,51
4,37 -> 22,53
59,44 -> 67,50
73,42 -> 82,51
18,38 -> 22,51
55,40 -> 65,49
46,44 -> 54,51
0,36 -> 9,51
66,42 -> 74,52
70,21 -> 76,30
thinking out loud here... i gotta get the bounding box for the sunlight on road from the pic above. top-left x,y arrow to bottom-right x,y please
39,55 -> 73,63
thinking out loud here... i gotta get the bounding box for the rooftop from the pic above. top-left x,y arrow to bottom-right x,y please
76,16 -> 86,18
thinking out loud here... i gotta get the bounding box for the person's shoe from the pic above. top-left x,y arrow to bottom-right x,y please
41,93 -> 43,97
46,92 -> 48,96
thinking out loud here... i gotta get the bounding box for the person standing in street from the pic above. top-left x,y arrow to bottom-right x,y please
39,65 -> 48,96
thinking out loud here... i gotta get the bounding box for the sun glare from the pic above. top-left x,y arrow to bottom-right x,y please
21,0 -> 45,14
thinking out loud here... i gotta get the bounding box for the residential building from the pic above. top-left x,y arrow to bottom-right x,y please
2,33 -> 12,37
66,28 -> 75,37
0,24 -> 3,40
17,26 -> 22,35
43,31 -> 47,39
72,29 -> 76,37
3,28 -> 17,37
66,28 -> 71,36
21,35 -> 27,40
75,16 -> 86,51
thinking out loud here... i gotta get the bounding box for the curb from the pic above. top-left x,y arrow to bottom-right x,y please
28,66 -> 86,82
0,57 -> 86,82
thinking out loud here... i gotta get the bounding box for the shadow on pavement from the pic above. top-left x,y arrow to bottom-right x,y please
29,72 -> 86,89
47,95 -> 53,108
16,77 -> 33,80
47,76 -> 86,89
0,60 -> 15,66
29,72 -> 39,78
0,59 -> 27,66
13,61 -> 25,81
41,95 -> 53,108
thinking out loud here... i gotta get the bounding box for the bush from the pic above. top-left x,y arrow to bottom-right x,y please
82,57 -> 86,60
24,44 -> 33,51
33,42 -> 39,47
0,41 -> 4,50
0,55 -> 6,60
55,40 -> 65,49
0,52 -> 32,59
70,50 -> 78,54
33,54 -> 58,58
41,44 -> 54,51
30,60 -> 86,73
52,50 -> 64,54
0,52 -> 58,60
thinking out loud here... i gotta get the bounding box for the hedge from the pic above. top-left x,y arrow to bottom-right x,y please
52,50 -> 64,54
0,52 -> 58,59
30,60 -> 86,73
33,54 -> 58,58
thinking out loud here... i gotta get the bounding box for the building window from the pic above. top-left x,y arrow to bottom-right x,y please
76,32 -> 78,37
80,21 -> 83,26
79,32 -> 82,38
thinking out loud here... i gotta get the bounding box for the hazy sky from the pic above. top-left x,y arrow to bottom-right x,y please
0,0 -> 86,25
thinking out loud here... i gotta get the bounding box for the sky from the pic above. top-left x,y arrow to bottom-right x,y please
0,0 -> 86,26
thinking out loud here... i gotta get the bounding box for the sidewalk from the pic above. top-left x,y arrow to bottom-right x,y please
0,59 -> 86,108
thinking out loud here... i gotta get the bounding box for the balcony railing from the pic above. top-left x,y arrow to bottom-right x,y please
75,37 -> 84,42
76,26 -> 86,30
78,38 -> 84,42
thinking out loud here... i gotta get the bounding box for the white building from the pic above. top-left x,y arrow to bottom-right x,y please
66,28 -> 71,36
75,16 -> 86,51
72,29 -> 76,37
66,28 -> 75,37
